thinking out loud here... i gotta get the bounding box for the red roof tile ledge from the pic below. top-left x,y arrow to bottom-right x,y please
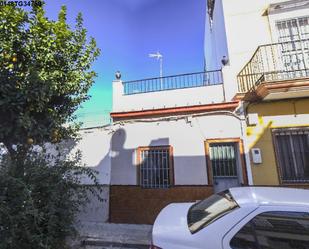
111,101 -> 239,119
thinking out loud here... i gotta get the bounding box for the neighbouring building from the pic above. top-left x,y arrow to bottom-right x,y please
207,0 -> 309,186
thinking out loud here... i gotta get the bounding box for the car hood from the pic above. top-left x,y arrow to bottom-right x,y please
152,202 -> 195,248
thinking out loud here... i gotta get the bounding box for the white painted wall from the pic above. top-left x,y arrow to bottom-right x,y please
28,127 -> 112,185
110,113 -> 243,185
218,0 -> 307,100
1,128 -> 112,224
112,80 -> 225,112
77,186 -> 110,223
71,127 -> 112,223
71,127 -> 112,185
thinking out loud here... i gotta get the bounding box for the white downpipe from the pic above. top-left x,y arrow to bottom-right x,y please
239,101 -> 254,185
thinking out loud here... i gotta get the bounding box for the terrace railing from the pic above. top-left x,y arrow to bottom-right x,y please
237,39 -> 309,93
123,70 -> 223,95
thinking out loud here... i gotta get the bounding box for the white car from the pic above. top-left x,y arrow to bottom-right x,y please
150,187 -> 309,249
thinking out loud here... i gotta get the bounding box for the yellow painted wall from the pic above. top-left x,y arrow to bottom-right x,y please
247,98 -> 309,185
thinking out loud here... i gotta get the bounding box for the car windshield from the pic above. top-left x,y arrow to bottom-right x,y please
187,190 -> 239,234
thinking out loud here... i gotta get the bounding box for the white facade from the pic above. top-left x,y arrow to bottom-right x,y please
110,113 -> 245,186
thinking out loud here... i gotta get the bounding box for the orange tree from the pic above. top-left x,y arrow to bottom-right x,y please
0,4 -> 100,154
0,4 -> 102,249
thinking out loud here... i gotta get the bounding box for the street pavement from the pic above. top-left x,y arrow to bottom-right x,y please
70,222 -> 152,249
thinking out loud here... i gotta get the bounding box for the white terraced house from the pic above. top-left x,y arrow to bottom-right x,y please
109,68 -> 250,223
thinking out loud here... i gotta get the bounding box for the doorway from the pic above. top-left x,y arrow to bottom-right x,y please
205,138 -> 247,193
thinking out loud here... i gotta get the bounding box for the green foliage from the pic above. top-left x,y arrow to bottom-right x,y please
0,148 -> 103,249
0,4 -> 102,249
0,4 -> 100,149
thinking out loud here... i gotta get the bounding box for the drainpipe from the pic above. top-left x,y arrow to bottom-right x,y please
238,101 -> 254,185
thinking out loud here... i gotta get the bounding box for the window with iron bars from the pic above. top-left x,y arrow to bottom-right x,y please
273,127 -> 309,183
209,143 -> 238,177
138,146 -> 173,188
275,16 -> 309,78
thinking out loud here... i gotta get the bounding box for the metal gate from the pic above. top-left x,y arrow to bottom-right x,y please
209,142 -> 241,193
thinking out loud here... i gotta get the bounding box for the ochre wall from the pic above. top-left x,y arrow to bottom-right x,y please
246,98 -> 309,186
110,185 -> 213,224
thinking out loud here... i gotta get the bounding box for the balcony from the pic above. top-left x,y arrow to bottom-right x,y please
237,39 -> 309,101
113,70 -> 226,113
123,70 -> 223,95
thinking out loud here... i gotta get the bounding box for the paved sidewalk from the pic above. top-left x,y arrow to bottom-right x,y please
70,222 -> 152,249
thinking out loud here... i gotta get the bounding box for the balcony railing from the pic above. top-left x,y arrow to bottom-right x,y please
237,39 -> 309,93
123,70 -> 223,95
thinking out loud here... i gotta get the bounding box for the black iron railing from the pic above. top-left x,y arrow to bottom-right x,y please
123,70 -> 223,95
237,39 -> 309,93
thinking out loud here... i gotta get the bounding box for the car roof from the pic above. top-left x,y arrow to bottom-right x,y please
229,187 -> 309,207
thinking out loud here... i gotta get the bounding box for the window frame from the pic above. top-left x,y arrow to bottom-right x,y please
136,145 -> 174,188
272,127 -> 309,185
275,16 -> 309,42
204,138 -> 248,186
274,16 -> 309,73
268,9 -> 309,42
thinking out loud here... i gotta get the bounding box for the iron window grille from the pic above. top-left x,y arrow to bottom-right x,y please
138,146 -> 173,189
276,16 -> 309,43
273,127 -> 309,183
209,143 -> 238,177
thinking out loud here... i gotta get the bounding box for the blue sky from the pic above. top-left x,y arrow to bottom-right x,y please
45,0 -> 206,127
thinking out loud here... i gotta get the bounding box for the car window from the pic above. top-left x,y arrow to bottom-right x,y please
230,211 -> 309,249
187,190 -> 239,234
